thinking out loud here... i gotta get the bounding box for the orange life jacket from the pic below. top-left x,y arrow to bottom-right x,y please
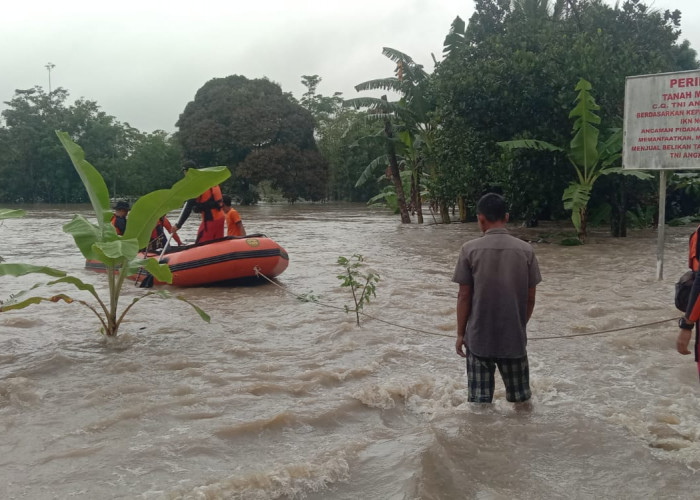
195,186 -> 224,222
689,226 -> 700,272
686,226 -> 700,329
111,214 -> 126,236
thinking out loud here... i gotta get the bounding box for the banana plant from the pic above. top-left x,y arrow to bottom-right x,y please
366,170 -> 416,213
351,111 -> 433,223
345,47 -> 436,224
0,131 -> 231,337
498,78 -> 649,242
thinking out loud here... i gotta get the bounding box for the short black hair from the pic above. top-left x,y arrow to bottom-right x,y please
222,195 -> 232,207
114,200 -> 130,211
476,193 -> 507,222
181,160 -> 197,171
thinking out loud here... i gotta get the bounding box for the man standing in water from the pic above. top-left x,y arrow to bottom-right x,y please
453,193 -> 542,404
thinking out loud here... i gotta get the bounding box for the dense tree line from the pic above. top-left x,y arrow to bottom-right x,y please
308,0 -> 699,237
0,87 -> 182,203
431,0 -> 698,232
0,77 -> 348,205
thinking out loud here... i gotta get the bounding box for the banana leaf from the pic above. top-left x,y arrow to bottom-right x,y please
569,79 -> 601,172
1,294 -> 75,312
498,139 -> 565,153
353,78 -> 401,94
0,263 -> 66,278
0,209 -> 26,220
355,155 -> 389,187
56,131 -> 112,225
562,183 -> 592,211
62,215 -> 118,261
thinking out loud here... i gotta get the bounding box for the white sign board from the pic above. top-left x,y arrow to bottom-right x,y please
623,69 -> 700,170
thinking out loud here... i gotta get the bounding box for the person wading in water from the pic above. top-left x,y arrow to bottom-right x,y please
453,192 -> 542,405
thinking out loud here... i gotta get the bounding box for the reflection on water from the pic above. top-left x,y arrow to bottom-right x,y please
0,203 -> 698,499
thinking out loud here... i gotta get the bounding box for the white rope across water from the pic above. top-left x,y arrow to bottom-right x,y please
253,268 -> 676,341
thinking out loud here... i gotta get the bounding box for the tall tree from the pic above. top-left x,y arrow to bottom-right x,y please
299,75 -> 343,123
176,75 -> 328,203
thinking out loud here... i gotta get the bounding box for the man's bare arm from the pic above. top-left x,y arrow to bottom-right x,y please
456,284 -> 471,357
527,287 -> 536,323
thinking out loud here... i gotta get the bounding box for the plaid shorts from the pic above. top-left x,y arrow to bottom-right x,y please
466,350 -> 531,403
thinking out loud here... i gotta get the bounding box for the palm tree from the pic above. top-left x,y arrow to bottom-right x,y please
344,48 -> 435,224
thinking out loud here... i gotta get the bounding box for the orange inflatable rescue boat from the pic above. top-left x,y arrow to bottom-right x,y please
85,234 -> 289,287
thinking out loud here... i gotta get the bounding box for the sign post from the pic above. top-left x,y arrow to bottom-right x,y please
657,170 -> 666,280
623,69 -> 700,280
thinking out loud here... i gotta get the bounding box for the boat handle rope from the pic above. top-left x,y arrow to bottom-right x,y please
253,268 -> 676,341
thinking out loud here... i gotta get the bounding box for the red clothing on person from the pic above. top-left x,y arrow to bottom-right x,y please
174,185 -> 225,244
194,186 -> 225,243
682,225 -> 700,381
150,216 -> 183,250
196,187 -> 225,222
196,217 -> 225,243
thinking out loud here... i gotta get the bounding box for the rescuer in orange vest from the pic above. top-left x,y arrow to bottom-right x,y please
148,215 -> 183,251
171,161 -> 225,244
111,200 -> 130,236
222,195 -> 246,237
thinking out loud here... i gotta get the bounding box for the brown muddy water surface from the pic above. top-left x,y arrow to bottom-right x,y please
0,203 -> 699,499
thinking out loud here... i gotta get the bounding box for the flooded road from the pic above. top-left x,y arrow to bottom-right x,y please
0,203 -> 698,499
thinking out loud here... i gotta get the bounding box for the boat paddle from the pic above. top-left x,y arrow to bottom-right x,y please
134,234 -> 167,286
139,232 -> 176,288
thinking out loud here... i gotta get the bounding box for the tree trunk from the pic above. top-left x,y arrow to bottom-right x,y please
387,149 -> 410,223
578,207 -> 588,243
610,178 -> 627,237
383,110 -> 410,223
440,199 -> 451,224
411,168 -> 424,224
458,196 -> 467,222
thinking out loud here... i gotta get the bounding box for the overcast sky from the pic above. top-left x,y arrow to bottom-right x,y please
1,0 -> 698,133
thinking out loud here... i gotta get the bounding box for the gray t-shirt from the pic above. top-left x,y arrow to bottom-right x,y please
452,227 -> 542,358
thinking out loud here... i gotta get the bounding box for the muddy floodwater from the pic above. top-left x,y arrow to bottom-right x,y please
0,203 -> 699,499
